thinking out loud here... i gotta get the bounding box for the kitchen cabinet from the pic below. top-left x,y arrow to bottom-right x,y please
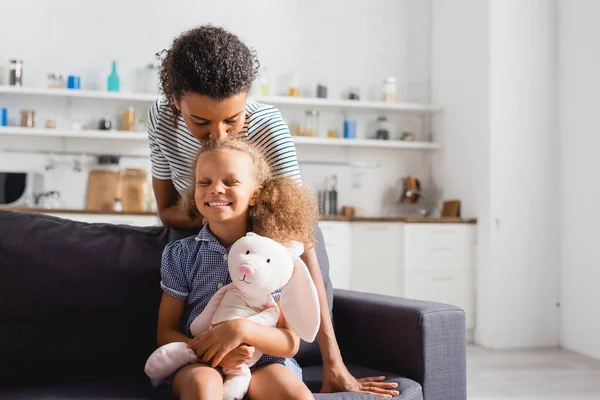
319,221 -> 352,290
350,222 -> 404,297
350,222 -> 476,330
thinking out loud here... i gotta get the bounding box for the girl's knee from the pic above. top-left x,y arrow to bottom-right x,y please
172,364 -> 223,399
283,383 -> 313,400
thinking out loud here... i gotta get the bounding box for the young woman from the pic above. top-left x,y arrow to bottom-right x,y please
148,24 -> 399,398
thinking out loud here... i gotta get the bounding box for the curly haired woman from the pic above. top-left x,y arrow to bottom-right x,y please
147,24 -> 398,398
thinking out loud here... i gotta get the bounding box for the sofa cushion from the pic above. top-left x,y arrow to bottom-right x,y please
0,211 -> 334,387
305,365 -> 423,400
0,211 -> 171,387
0,381 -> 171,400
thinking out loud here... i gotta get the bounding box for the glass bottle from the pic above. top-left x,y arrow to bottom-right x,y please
123,106 -> 135,131
288,73 -> 300,97
304,110 -> 319,137
382,77 -> 397,103
9,60 -> 23,86
107,61 -> 120,92
259,66 -> 270,96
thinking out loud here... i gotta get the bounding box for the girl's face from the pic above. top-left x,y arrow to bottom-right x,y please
175,92 -> 247,142
194,149 -> 260,224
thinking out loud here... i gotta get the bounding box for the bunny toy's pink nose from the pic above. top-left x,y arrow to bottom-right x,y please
239,263 -> 256,276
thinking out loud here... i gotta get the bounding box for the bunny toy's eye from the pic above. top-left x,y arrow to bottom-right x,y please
266,259 -> 271,263
246,250 -> 250,255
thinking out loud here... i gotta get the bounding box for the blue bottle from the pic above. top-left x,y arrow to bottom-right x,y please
107,61 -> 120,92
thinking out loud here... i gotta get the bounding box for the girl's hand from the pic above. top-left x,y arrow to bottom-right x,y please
188,319 -> 247,367
219,344 -> 255,369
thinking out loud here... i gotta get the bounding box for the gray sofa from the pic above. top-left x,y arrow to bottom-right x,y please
0,210 -> 467,400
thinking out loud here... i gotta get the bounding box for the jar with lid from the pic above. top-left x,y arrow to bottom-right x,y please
304,110 -> 319,137
20,110 -> 35,127
9,60 -> 23,86
47,73 -> 64,88
382,77 -> 397,103
374,116 -> 393,140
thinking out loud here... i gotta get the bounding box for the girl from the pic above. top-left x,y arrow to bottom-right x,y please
155,139 -> 319,399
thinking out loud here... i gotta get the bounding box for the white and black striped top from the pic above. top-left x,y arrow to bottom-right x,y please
147,97 -> 302,194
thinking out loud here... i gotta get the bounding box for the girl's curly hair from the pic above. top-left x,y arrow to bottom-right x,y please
158,25 -> 259,122
179,140 -> 318,245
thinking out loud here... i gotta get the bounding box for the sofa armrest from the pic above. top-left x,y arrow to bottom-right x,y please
333,289 -> 467,400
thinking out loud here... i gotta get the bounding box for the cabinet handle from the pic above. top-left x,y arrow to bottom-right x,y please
431,276 -> 454,282
431,247 -> 454,252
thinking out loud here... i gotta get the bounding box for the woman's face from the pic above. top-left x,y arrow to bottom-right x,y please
175,92 -> 247,142
194,149 -> 259,224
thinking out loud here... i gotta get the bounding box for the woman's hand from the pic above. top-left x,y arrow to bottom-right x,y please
219,344 -> 255,369
321,363 -> 399,398
187,319 -> 247,367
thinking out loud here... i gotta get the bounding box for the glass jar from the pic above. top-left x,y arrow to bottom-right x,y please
374,116 -> 393,140
123,106 -> 136,131
9,60 -> 23,86
304,110 -> 319,137
288,72 -> 300,97
20,110 -> 35,127
47,73 -> 64,89
382,77 -> 397,103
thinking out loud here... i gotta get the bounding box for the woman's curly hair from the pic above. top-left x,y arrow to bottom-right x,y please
158,25 -> 259,121
179,140 -> 318,245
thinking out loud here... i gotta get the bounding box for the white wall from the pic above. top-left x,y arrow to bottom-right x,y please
558,0 -> 600,360
432,0 -> 560,349
0,0 -> 433,216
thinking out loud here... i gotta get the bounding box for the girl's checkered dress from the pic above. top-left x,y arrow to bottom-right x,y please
151,224 -> 302,391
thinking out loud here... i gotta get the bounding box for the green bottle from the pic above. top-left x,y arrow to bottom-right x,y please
107,61 -> 120,92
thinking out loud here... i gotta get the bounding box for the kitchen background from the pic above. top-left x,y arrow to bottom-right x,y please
0,0 -> 436,217
3,1 -> 600,393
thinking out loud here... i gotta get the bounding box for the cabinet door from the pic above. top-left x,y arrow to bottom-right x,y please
319,222 -> 352,290
404,224 -> 474,272
404,270 -> 475,329
350,222 -> 404,297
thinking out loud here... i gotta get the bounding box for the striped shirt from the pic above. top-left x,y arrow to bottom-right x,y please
147,97 -> 302,194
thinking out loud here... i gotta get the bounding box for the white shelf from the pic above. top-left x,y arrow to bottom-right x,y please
293,136 -> 441,150
254,96 -> 441,115
0,86 -> 158,102
0,127 -> 147,140
0,127 -> 440,150
0,86 -> 441,115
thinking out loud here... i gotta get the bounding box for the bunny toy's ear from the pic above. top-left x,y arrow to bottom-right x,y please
279,256 -> 321,342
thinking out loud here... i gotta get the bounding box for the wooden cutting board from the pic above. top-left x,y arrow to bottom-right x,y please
86,170 -> 119,211
119,168 -> 148,212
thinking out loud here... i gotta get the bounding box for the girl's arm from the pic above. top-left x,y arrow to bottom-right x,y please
156,292 -> 191,346
190,301 -> 300,366
239,301 -> 300,358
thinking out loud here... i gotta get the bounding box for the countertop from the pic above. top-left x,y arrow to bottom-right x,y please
1,207 -> 477,224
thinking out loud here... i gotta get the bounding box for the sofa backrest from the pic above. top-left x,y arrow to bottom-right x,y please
0,211 -> 331,387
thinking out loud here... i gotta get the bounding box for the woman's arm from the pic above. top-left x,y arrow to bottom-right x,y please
300,246 -> 342,366
153,177 -> 204,229
156,292 -> 191,346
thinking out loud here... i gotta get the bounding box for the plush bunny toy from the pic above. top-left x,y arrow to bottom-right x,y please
144,232 -> 320,400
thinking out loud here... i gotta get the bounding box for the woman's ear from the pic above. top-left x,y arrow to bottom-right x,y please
173,97 -> 181,111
